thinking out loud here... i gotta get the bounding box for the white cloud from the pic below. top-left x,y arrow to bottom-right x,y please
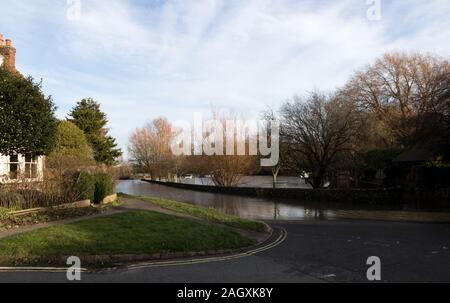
1,0 -> 450,157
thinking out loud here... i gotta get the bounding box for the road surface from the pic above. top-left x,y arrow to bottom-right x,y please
0,220 -> 449,283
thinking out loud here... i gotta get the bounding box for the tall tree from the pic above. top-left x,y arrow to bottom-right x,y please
434,71 -> 450,161
68,98 -> 122,165
0,67 -> 57,155
346,52 -> 450,147
280,92 -> 361,188
128,117 -> 176,180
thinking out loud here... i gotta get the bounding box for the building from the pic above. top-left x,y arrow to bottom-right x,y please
0,34 -> 45,183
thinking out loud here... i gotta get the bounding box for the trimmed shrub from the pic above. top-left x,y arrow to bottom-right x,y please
72,171 -> 95,201
93,173 -> 113,204
51,120 -> 93,161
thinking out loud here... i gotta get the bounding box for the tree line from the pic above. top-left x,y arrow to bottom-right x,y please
128,52 -> 450,189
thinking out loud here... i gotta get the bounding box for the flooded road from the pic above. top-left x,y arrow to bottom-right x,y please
117,180 -> 450,222
116,180 -> 420,221
178,176 -> 312,189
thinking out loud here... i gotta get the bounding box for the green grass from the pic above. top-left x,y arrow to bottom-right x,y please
122,194 -> 267,232
0,211 -> 254,260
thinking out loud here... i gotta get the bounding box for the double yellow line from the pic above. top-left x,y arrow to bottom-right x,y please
124,227 -> 288,271
0,267 -> 87,273
0,228 -> 287,273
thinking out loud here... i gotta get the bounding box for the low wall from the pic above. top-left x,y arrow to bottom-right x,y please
7,193 -> 119,217
142,179 -> 404,205
9,199 -> 92,217
102,194 -> 118,205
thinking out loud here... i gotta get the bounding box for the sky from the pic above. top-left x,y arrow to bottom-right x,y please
1,0 -> 450,159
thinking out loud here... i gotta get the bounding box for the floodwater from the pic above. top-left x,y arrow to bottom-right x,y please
116,180 -> 329,221
116,180 -> 450,221
178,176 -> 313,189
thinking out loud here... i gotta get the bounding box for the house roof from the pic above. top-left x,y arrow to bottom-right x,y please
393,142 -> 437,163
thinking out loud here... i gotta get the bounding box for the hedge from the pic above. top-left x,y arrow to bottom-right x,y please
73,171 -> 95,201
93,173 -> 114,204
72,171 -> 114,204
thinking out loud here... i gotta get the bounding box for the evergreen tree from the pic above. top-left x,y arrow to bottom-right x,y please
68,98 -> 122,165
0,67 -> 57,155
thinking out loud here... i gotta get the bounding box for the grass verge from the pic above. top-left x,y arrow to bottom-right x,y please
120,194 -> 267,233
0,211 -> 254,266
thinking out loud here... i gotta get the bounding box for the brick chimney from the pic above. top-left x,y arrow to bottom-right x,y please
0,34 -> 17,71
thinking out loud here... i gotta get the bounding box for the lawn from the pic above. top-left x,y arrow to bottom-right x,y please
123,194 -> 267,232
0,211 -> 254,264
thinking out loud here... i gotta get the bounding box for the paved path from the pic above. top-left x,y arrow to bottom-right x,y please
0,220 -> 449,283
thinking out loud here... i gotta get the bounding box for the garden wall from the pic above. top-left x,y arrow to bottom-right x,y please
141,180 -> 404,205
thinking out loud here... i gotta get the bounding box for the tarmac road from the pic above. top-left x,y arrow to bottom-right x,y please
0,220 -> 449,283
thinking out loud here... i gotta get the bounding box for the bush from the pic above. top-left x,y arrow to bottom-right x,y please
67,170 -> 115,204
16,189 -> 52,208
51,121 -> 93,161
0,207 -> 10,221
0,192 -> 24,210
93,173 -> 114,204
72,171 -> 95,201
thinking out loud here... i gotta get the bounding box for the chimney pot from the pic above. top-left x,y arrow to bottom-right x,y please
0,34 -> 3,45
5,39 -> 11,46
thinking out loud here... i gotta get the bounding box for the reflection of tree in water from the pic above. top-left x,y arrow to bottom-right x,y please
119,181 -> 325,220
214,196 -> 240,217
304,208 -> 327,220
213,196 -> 280,219
273,203 -> 281,220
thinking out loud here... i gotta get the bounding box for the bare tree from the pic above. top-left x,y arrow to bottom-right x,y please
347,52 -> 450,147
280,92 -> 361,189
201,154 -> 256,187
261,108 -> 287,188
128,117 -> 176,180
433,71 -> 450,161
193,110 -> 258,187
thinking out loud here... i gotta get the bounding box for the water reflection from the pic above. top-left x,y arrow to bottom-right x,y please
180,176 -> 312,189
116,180 -> 335,221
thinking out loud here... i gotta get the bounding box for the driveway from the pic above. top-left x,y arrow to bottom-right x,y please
1,220 -> 449,283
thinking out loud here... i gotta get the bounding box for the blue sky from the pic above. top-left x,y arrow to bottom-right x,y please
1,0 -> 450,159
